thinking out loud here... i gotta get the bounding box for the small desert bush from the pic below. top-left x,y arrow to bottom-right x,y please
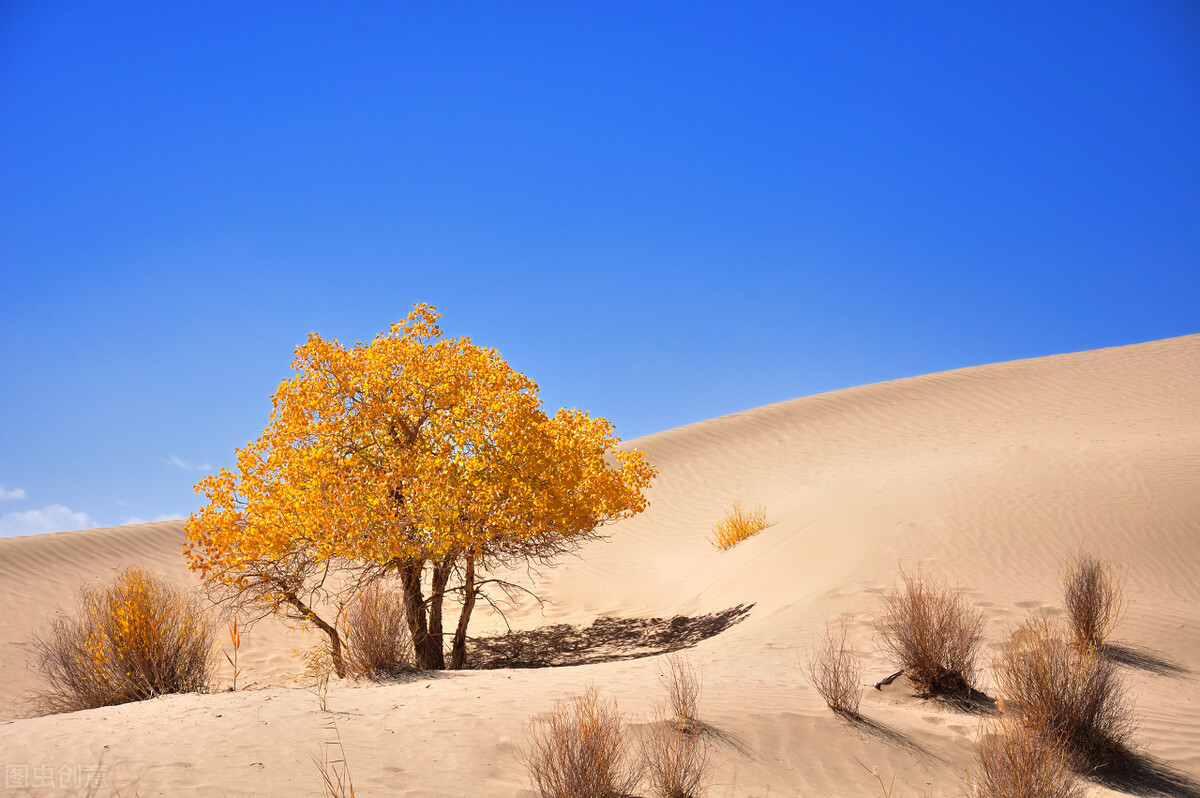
660,653 -> 702,731
640,711 -> 711,798
344,582 -> 412,678
708,501 -> 770,550
31,566 -> 215,713
970,713 -> 1085,798
1062,551 -> 1124,650
805,619 -> 862,716
643,654 -> 710,797
873,568 -> 985,699
523,687 -> 641,798
993,613 -> 1133,764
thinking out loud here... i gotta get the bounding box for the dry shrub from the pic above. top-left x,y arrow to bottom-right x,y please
31,566 -> 215,714
873,568 -> 985,699
1062,551 -> 1124,650
970,713 -> 1085,798
993,612 -> 1132,763
707,501 -> 770,550
660,653 -> 702,731
993,613 -> 1134,765
644,654 -> 710,797
523,687 -> 641,798
344,582 -> 412,678
805,619 -> 862,716
640,712 -> 711,798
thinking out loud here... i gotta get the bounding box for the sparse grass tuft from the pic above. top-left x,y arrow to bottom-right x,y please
222,613 -> 243,690
805,619 -> 862,716
854,759 -> 933,797
344,582 -> 412,679
300,645 -> 335,711
873,568 -> 985,700
993,613 -> 1134,766
31,566 -> 215,714
1062,551 -> 1124,651
970,713 -> 1086,798
314,716 -> 355,797
707,502 -> 771,550
523,687 -> 641,798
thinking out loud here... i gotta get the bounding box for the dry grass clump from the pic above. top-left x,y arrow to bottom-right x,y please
344,582 -> 412,678
993,613 -> 1134,765
805,619 -> 862,716
707,501 -> 771,550
31,566 -> 215,714
970,713 -> 1085,798
700,501 -> 768,552
1062,551 -> 1124,650
873,568 -> 985,699
523,687 -> 642,798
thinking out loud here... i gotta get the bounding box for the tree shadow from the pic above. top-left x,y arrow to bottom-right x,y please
1089,744 -> 1200,798
1106,644 -> 1190,678
353,667 -> 441,685
467,604 -> 754,669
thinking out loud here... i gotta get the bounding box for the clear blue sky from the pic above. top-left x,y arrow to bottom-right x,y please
2,2 -> 1198,536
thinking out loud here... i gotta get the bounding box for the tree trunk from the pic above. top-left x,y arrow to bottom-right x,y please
326,626 -> 346,679
449,550 -> 477,670
399,561 -> 441,670
282,591 -> 347,678
425,558 -> 451,670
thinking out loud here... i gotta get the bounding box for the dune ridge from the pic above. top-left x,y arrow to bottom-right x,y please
1,333 -> 1197,796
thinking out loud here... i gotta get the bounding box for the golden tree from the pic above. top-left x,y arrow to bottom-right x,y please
186,305 -> 656,673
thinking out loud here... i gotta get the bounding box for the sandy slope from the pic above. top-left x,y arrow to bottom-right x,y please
1,334 -> 1198,797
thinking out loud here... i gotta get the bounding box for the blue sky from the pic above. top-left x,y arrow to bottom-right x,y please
2,2 -> 1198,536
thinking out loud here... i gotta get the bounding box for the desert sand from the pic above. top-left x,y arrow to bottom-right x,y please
1,334 -> 1198,797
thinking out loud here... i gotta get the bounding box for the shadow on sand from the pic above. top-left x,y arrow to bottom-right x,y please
467,604 -> 754,669
1106,643 -> 1191,678
1090,745 -> 1200,798
845,714 -> 936,760
873,670 -> 998,716
690,718 -> 757,759
938,687 -> 998,716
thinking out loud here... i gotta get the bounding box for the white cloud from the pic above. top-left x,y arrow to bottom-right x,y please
0,485 -> 27,501
164,455 -> 212,472
0,505 -> 95,537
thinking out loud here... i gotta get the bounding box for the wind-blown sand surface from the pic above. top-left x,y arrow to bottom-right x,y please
1,334 -> 1198,797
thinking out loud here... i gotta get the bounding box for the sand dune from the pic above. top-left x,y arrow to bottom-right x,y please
1,334 -> 1197,796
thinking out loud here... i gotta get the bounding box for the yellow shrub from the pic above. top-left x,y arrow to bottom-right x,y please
31,566 -> 215,713
707,502 -> 771,550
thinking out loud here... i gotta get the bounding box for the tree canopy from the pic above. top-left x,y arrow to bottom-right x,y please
185,305 -> 656,672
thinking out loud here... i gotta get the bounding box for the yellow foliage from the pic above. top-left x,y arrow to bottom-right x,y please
32,567 -> 214,713
184,304 -> 656,669
707,501 -> 770,550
